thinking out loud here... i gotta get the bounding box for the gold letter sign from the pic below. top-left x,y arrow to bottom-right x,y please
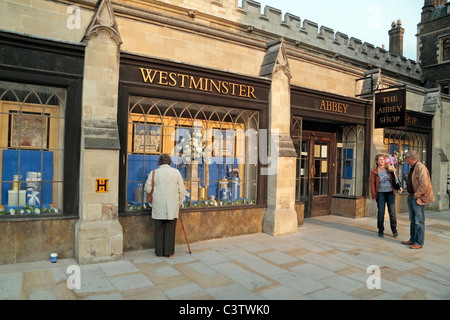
139,67 -> 257,99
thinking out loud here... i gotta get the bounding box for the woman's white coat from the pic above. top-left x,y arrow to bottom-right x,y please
144,164 -> 186,220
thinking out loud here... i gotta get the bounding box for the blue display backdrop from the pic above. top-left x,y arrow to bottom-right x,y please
342,148 -> 353,179
127,155 -> 241,205
127,154 -> 159,203
1,150 -> 54,207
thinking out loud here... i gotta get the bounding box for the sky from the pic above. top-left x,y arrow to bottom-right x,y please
242,0 -> 424,61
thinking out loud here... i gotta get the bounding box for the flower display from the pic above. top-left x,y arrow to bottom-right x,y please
394,150 -> 405,164
178,130 -> 211,164
0,204 -> 60,215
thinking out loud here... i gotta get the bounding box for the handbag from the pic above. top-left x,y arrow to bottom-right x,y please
391,171 -> 401,191
147,170 -> 155,203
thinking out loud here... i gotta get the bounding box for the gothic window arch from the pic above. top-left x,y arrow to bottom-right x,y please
443,38 -> 450,61
384,129 -> 428,190
126,96 -> 259,211
0,80 -> 66,215
292,117 -> 305,201
336,125 -> 365,196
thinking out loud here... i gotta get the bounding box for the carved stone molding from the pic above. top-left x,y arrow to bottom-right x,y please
423,88 -> 442,114
260,38 -> 292,79
83,0 -> 122,46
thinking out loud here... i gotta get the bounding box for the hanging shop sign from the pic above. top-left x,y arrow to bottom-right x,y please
375,89 -> 406,128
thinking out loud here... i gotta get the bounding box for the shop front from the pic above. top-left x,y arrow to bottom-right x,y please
291,86 -> 372,220
117,53 -> 271,250
0,31 -> 83,264
381,110 -> 434,213
372,87 -> 434,213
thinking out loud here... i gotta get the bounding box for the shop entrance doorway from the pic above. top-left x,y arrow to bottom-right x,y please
301,131 -> 336,217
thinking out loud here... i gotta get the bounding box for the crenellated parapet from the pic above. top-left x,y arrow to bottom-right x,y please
238,0 -> 422,80
108,0 -> 421,80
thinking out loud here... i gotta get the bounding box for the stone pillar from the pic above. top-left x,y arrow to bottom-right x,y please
75,0 -> 123,264
260,38 -> 298,236
423,88 -> 449,211
360,69 -> 382,217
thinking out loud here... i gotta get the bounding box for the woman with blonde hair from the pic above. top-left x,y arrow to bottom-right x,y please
369,154 -> 398,238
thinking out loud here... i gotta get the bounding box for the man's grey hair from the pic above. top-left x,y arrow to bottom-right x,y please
405,150 -> 418,161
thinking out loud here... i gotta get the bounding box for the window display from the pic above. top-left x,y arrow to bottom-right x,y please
126,97 -> 259,211
0,81 -> 65,215
384,129 -> 428,192
292,117 -> 306,201
336,125 -> 365,196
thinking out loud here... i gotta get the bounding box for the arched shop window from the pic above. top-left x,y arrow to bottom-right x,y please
126,96 -> 259,211
292,117 -> 306,202
384,129 -> 428,191
0,81 -> 65,215
336,125 -> 365,196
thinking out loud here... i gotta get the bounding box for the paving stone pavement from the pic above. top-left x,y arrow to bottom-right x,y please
1,212 -> 449,301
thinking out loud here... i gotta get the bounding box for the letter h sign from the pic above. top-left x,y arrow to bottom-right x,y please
96,179 -> 109,193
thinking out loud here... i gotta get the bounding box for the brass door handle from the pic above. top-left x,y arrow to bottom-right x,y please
310,166 -> 316,178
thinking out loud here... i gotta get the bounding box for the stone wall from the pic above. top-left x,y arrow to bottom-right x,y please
0,218 -> 77,264
1,0 -> 448,265
120,207 -> 265,251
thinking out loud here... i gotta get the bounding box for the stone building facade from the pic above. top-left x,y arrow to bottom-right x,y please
417,0 -> 450,91
0,0 -> 448,264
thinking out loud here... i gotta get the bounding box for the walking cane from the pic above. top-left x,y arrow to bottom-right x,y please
178,211 -> 191,254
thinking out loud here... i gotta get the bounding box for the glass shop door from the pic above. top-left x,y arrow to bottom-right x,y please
301,131 -> 336,217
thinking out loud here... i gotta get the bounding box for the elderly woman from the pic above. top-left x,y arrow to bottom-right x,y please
144,154 -> 186,257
